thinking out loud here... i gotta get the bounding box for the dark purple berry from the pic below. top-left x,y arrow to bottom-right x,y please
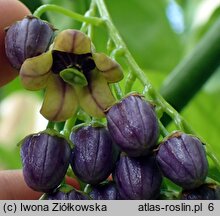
46,186 -> 90,200
106,94 -> 159,157
180,184 -> 220,200
20,129 -> 71,193
156,131 -> 208,190
5,15 -> 54,69
181,184 -> 220,200
89,181 -> 121,200
114,154 -> 162,200
70,125 -> 119,185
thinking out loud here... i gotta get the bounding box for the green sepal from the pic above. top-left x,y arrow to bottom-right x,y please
39,193 -> 48,200
59,184 -> 91,199
71,121 -> 105,133
59,184 -> 75,193
90,120 -> 105,128
84,184 -> 92,194
60,68 -> 88,87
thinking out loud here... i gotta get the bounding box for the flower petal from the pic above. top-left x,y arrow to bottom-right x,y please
40,75 -> 78,122
20,52 -> 52,90
74,69 -> 116,118
93,53 -> 124,83
60,68 -> 88,87
53,29 -> 91,54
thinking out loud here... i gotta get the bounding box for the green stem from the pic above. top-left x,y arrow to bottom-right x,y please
46,121 -> 55,129
159,120 -> 170,137
33,4 -> 103,26
160,18 -> 220,112
77,109 -> 91,123
95,0 -> 185,130
107,39 -> 115,55
125,72 -> 136,94
80,0 -> 97,32
62,115 -> 77,138
95,0 -> 220,172
112,83 -> 123,100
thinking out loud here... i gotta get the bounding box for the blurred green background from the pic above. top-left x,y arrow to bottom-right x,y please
0,0 -> 220,170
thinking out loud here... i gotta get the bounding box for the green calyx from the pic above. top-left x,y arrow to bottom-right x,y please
17,128 -> 74,149
60,68 -> 88,87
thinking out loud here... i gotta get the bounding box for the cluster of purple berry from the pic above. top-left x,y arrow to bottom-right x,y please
19,94 -> 219,200
5,16 -> 220,200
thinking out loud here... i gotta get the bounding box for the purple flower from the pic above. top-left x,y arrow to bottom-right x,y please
20,129 -> 71,192
46,185 -> 90,200
5,15 -> 54,69
181,184 -> 220,200
89,181 -> 121,200
106,94 -> 159,157
114,154 -> 162,199
19,29 -> 123,121
156,131 -> 208,190
70,125 -> 119,185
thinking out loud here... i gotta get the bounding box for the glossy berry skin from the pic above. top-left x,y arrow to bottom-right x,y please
181,184 -> 220,200
113,154 -> 162,200
46,189 -> 90,200
156,132 -> 208,190
106,94 -> 159,157
0,0 -> 31,87
5,15 -> 54,70
20,130 -> 71,193
70,125 -> 118,185
89,181 -> 121,200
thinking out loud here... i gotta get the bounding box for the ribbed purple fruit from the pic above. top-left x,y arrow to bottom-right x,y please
156,131 -> 208,190
181,184 -> 220,200
70,125 -> 119,185
20,130 -> 71,193
114,154 -> 162,200
5,15 -> 54,69
46,187 -> 90,200
89,181 -> 121,200
106,94 -> 159,157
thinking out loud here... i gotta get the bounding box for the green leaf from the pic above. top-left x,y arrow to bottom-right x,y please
177,90 -> 220,161
105,0 -> 183,73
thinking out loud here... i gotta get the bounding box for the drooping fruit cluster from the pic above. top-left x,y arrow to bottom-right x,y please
19,93 -> 216,200
6,16 -> 218,200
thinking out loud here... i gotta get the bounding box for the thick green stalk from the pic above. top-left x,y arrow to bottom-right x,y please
160,18 -> 220,111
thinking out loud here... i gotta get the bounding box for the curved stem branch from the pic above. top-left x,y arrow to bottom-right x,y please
95,0 -> 220,172
112,83 -> 123,100
80,0 -> 97,32
62,115 -> 77,138
33,4 -> 104,26
125,72 -> 136,94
